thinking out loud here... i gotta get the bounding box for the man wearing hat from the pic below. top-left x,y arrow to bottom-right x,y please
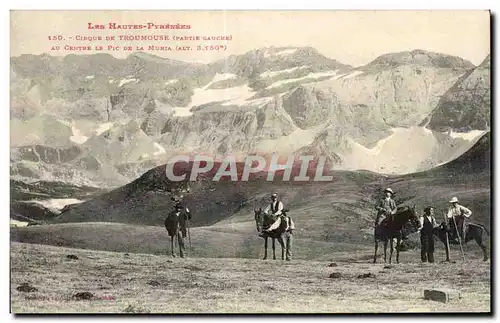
418,206 -> 439,263
165,203 -> 190,258
375,188 -> 397,227
263,193 -> 284,218
447,197 -> 472,242
171,195 -> 192,221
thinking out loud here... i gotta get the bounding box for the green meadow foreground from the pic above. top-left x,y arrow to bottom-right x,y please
11,242 -> 490,313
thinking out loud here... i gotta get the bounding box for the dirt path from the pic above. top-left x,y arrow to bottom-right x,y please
10,242 -> 490,313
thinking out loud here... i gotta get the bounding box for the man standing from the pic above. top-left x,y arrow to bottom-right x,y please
375,188 -> 397,226
447,197 -> 472,242
418,206 -> 439,263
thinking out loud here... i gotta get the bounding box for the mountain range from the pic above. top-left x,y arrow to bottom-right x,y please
10,47 -> 490,189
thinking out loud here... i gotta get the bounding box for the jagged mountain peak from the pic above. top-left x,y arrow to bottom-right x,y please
361,49 -> 475,71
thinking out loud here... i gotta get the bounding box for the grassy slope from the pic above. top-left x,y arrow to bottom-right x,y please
10,222 -> 372,261
10,134 -> 490,258
10,242 -> 490,313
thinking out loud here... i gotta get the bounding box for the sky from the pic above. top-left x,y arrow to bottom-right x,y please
10,10 -> 491,67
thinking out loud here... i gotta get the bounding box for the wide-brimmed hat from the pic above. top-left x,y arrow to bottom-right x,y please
449,197 -> 459,203
384,188 -> 394,195
271,193 -> 278,198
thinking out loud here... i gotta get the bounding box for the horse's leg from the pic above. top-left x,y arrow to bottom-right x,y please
396,237 -> 401,264
171,236 -> 176,257
474,229 -> 489,261
383,240 -> 388,263
278,236 -> 285,260
272,238 -> 276,260
263,237 -> 268,260
373,239 -> 379,263
388,238 -> 393,264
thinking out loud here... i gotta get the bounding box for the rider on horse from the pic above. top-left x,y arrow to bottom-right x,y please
375,188 -> 397,227
259,193 -> 285,237
447,196 -> 472,243
263,193 -> 284,217
261,193 -> 294,261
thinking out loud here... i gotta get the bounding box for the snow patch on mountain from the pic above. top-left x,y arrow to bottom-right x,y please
449,130 -> 487,141
264,48 -> 298,57
173,82 -> 258,116
172,107 -> 194,117
70,124 -> 88,144
340,71 -> 364,79
165,79 -> 178,85
153,142 -> 166,156
260,66 -> 307,78
85,75 -> 95,80
118,78 -> 138,87
335,126 -> 482,175
267,70 -> 339,89
211,73 -> 238,83
29,198 -> 83,211
95,122 -> 114,135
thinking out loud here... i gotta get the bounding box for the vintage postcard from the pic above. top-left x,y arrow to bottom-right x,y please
10,10 -> 491,314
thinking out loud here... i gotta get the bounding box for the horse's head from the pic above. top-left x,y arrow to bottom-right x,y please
406,204 -> 421,232
254,208 -> 263,232
394,204 -> 420,233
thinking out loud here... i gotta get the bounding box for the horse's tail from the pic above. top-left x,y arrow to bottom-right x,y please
478,224 -> 490,236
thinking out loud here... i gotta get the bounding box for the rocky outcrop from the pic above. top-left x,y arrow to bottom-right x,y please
158,97 -> 298,155
425,54 -> 490,132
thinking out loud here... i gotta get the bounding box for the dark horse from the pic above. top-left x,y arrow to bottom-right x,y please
373,205 -> 420,264
433,221 -> 490,261
164,212 -> 187,258
254,208 -> 287,260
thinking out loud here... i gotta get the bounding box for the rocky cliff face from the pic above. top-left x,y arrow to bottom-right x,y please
10,48 -> 490,187
424,54 -> 491,132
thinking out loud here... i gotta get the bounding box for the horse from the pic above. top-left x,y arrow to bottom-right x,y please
373,205 -> 420,264
254,208 -> 287,260
164,211 -> 187,258
434,221 -> 490,261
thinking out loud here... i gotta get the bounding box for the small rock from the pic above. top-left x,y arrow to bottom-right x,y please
124,253 -> 130,257
357,273 -> 376,279
328,263 -> 338,267
384,265 -> 393,269
72,292 -> 94,300
66,254 -> 79,260
147,280 -> 160,287
329,272 -> 342,279
423,288 -> 461,303
16,283 -> 38,293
